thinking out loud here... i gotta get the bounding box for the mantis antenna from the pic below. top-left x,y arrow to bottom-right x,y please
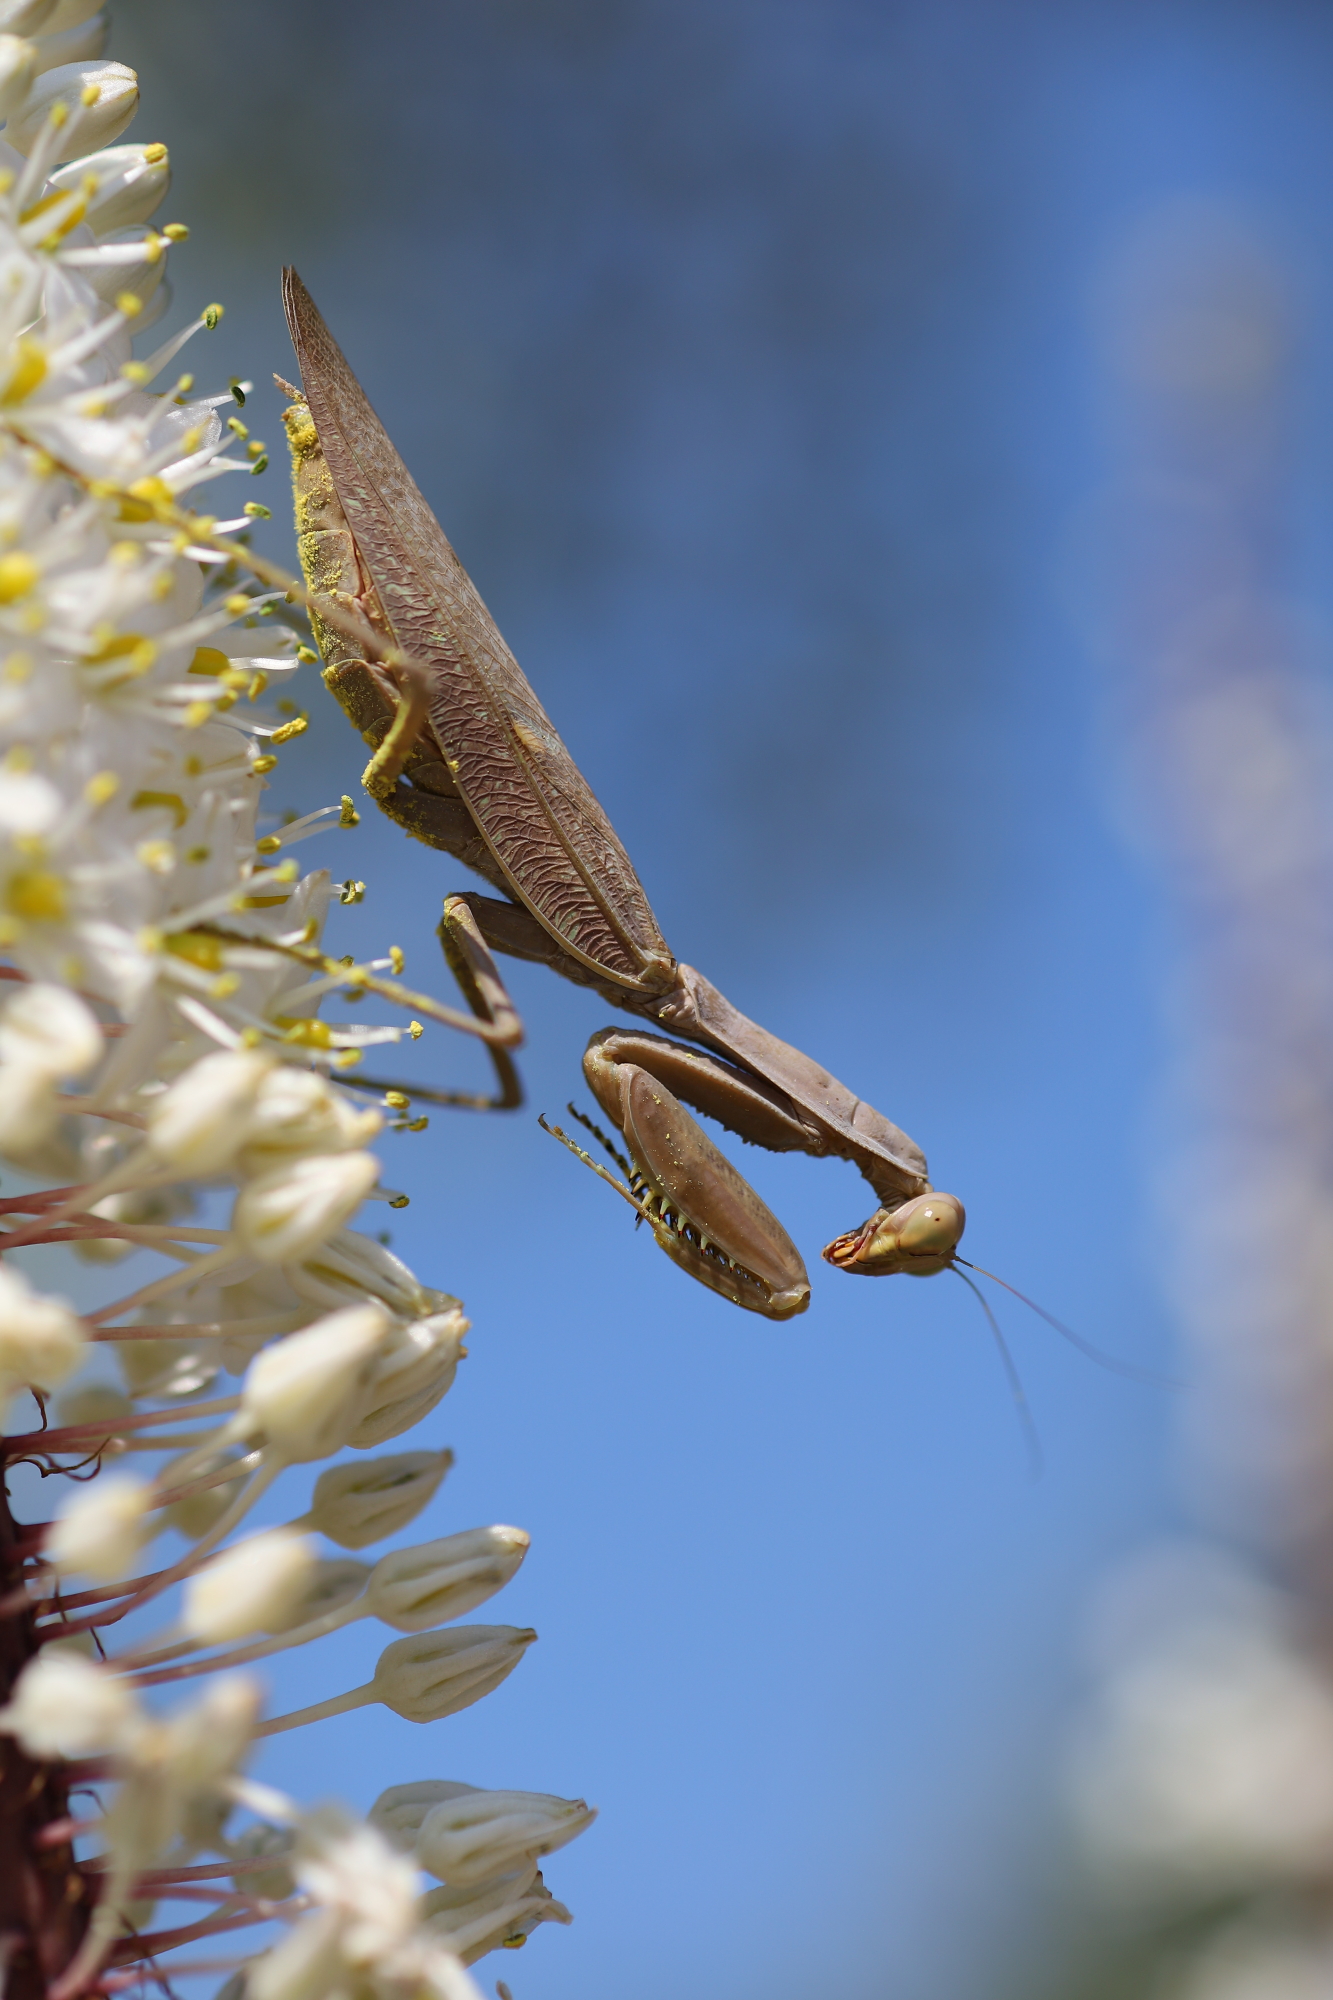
952,1267 -> 1043,1479
955,1259 -> 1178,1388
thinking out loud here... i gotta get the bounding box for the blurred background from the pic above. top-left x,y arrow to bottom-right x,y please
69,2 -> 1333,1994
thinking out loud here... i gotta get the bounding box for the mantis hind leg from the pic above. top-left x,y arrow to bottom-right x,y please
350,895 -> 523,1113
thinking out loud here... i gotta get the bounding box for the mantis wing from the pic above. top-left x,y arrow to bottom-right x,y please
282,267 -> 675,997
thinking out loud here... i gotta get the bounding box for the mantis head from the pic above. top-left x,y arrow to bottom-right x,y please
822,1191 -> 966,1277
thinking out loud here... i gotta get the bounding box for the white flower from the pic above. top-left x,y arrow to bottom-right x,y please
183,1527 -> 317,1645
0,981 -> 101,1075
364,1527 -> 529,1633
306,1448 -> 453,1551
372,1626 -> 537,1723
47,1468 -> 152,1578
0,1648 -> 141,1757
236,1062 -> 382,1174
228,1302 -> 392,1462
232,1150 -> 381,1264
146,1047 -> 274,1176
419,1868 -> 571,1966
8,56 -> 138,154
295,1809 -> 421,1964
414,1787 -> 596,1888
0,1261 -> 85,1397
349,1307 -> 469,1449
49,137 -> 170,232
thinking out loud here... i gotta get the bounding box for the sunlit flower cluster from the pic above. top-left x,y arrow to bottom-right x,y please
0,13 -> 592,1996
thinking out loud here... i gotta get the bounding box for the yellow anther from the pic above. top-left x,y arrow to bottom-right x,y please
269,715 -> 308,745
224,594 -> 249,616
334,1048 -> 363,1071
240,1027 -> 262,1048
389,945 -> 404,974
151,571 -> 174,600
0,552 -> 38,602
143,143 -> 167,164
180,426 -> 202,453
209,972 -> 238,997
120,361 -> 150,385
163,929 -> 222,969
227,416 -> 249,439
85,771 -> 118,806
251,754 -> 278,775
0,170 -> 13,194
188,646 -> 229,677
272,859 -> 298,883
408,1020 -> 424,1040
247,672 -> 266,700
143,236 -> 163,264
278,1018 -> 332,1049
337,878 -> 365,905
130,790 -> 187,828
406,1117 -> 429,1133
255,834 -> 281,855
388,1194 -> 410,1209
0,337 -> 46,407
26,451 -> 53,479
4,746 -> 32,773
80,83 -> 100,106
183,700 -> 212,727
213,689 -> 237,712
116,292 -> 142,318
245,437 -> 264,457
4,653 -> 31,683
6,869 -> 66,922
203,303 -> 224,330
338,796 -> 360,828
296,645 -> 318,664
244,502 -> 271,520
19,607 -> 44,634
122,475 -> 173,520
134,839 -> 175,875
384,1091 -> 410,1110
184,757 -> 203,776
109,541 -> 140,566
49,102 -> 68,128
175,373 -> 194,395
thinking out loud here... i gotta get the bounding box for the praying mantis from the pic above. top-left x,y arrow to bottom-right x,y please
278,268 -> 966,1321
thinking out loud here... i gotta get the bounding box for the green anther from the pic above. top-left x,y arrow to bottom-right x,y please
229,377 -> 246,406
296,644 -> 317,664
338,795 -> 360,828
388,1194 -> 410,1209
203,303 -> 224,330
250,454 -> 269,476
243,502 -> 271,519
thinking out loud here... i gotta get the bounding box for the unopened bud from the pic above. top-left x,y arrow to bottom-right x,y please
0,1648 -> 141,1757
263,1556 -> 369,1633
146,1048 -> 273,1176
307,1448 -> 453,1550
163,1674 -> 262,1791
372,1626 -> 536,1723
366,1527 -> 529,1633
229,1303 -> 390,1462
291,1228 -> 447,1319
0,1 -> 53,35
232,1150 -> 380,1265
369,1780 -> 477,1851
183,1527 -> 317,1644
160,1444 -> 248,1540
0,981 -> 101,1076
8,56 -> 138,156
236,1065 -> 381,1176
416,1786 -> 596,1887
0,1263 -> 85,1399
0,34 -> 36,122
419,1867 -> 570,1964
348,1307 -> 468,1449
47,1469 -> 151,1579
229,1820 -> 295,1901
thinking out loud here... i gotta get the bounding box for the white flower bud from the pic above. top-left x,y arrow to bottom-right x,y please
419,1867 -> 570,1964
366,1527 -> 529,1633
308,1449 -> 453,1551
183,1527 -> 318,1645
32,8 -> 106,72
47,1469 -> 152,1579
0,0 -> 52,32
229,1302 -> 391,1462
7,57 -> 138,158
233,1150 -> 380,1265
41,0 -> 102,30
236,1064 -> 381,1176
415,1787 -> 596,1887
348,1308 -> 468,1450
160,1445 -> 247,1540
163,1674 -> 261,1791
50,137 -> 168,232
248,1910 -> 345,2000
0,1648 -> 141,1757
292,1229 -> 450,1320
372,1626 -> 537,1723
263,1556 -> 369,1633
118,1331 -> 220,1401
146,1048 -> 273,1176
0,982 -> 101,1076
0,1061 -> 58,1154
0,1262 -> 85,1397
0,36 -> 36,124
369,1781 -> 477,1851
228,1821 -> 295,1901
54,1380 -> 131,1445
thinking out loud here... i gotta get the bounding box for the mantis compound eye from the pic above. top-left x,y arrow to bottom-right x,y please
821,1190 -> 966,1276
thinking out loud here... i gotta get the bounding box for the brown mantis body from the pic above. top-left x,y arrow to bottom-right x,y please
279,269 -> 966,1319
